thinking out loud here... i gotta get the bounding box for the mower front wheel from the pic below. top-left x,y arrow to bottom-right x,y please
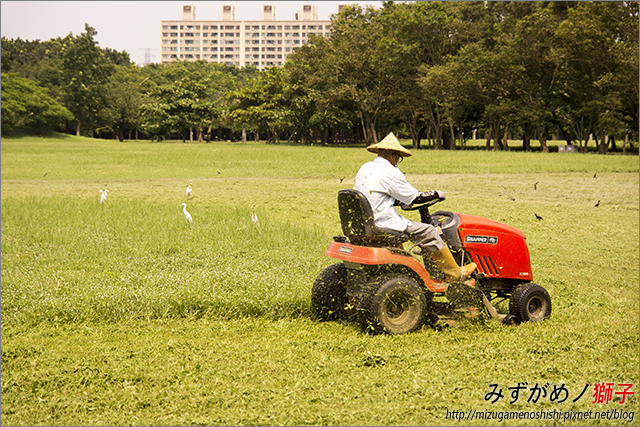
311,263 -> 350,321
509,282 -> 551,323
359,274 -> 428,335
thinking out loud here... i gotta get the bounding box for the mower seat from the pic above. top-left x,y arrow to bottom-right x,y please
337,189 -> 410,247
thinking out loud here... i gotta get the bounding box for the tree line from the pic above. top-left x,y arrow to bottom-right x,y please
2,1 -> 638,153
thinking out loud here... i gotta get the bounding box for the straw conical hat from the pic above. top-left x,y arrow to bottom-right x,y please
366,132 -> 412,157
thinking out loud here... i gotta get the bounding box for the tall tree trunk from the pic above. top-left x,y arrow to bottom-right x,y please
449,124 -> 456,150
598,134 -> 609,154
523,123 -> 531,152
493,125 -> 503,151
485,126 -> 492,150
538,127 -> 549,153
502,125 -> 510,151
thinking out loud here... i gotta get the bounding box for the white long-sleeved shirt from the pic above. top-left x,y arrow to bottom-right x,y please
353,156 -> 419,231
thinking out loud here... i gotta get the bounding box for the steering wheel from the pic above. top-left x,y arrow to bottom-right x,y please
400,198 -> 441,211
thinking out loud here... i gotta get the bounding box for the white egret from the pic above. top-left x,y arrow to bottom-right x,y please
251,205 -> 258,224
181,203 -> 193,224
186,180 -> 193,198
100,189 -> 108,204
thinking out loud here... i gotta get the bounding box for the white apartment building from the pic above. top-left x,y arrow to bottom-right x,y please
160,4 -> 337,70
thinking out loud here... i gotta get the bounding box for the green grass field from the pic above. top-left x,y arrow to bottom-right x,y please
2,134 -> 639,425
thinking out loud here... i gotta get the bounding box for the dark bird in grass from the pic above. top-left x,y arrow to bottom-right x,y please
534,213 -> 544,221
594,173 -> 597,178
534,181 -> 539,190
595,200 -> 600,207
339,177 -> 345,183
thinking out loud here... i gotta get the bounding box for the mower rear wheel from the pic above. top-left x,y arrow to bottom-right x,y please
509,282 -> 551,323
311,263 -> 350,321
359,274 -> 428,335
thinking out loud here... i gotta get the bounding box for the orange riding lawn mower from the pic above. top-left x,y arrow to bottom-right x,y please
311,189 -> 552,334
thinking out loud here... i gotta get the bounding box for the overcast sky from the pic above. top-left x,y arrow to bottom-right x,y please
1,1 -> 383,66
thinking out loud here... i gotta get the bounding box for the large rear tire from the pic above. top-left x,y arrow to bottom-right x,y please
509,282 -> 551,323
359,274 -> 428,335
311,263 -> 350,321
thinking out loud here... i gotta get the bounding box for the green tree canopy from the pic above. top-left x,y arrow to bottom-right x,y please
1,72 -> 73,135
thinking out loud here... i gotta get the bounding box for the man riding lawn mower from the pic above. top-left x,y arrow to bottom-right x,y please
312,133 -> 552,334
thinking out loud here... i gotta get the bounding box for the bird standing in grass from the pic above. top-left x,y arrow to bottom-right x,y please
251,205 -> 258,224
186,180 -> 193,198
534,213 -> 543,221
181,203 -> 193,224
595,200 -> 600,207
100,189 -> 109,204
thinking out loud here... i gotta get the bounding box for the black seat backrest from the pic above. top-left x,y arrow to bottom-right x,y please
337,189 -> 409,247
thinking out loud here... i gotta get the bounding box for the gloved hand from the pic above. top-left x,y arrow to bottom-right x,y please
413,190 -> 445,204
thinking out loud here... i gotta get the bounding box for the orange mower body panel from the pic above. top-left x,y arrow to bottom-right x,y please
456,213 -> 533,282
325,241 -> 448,293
